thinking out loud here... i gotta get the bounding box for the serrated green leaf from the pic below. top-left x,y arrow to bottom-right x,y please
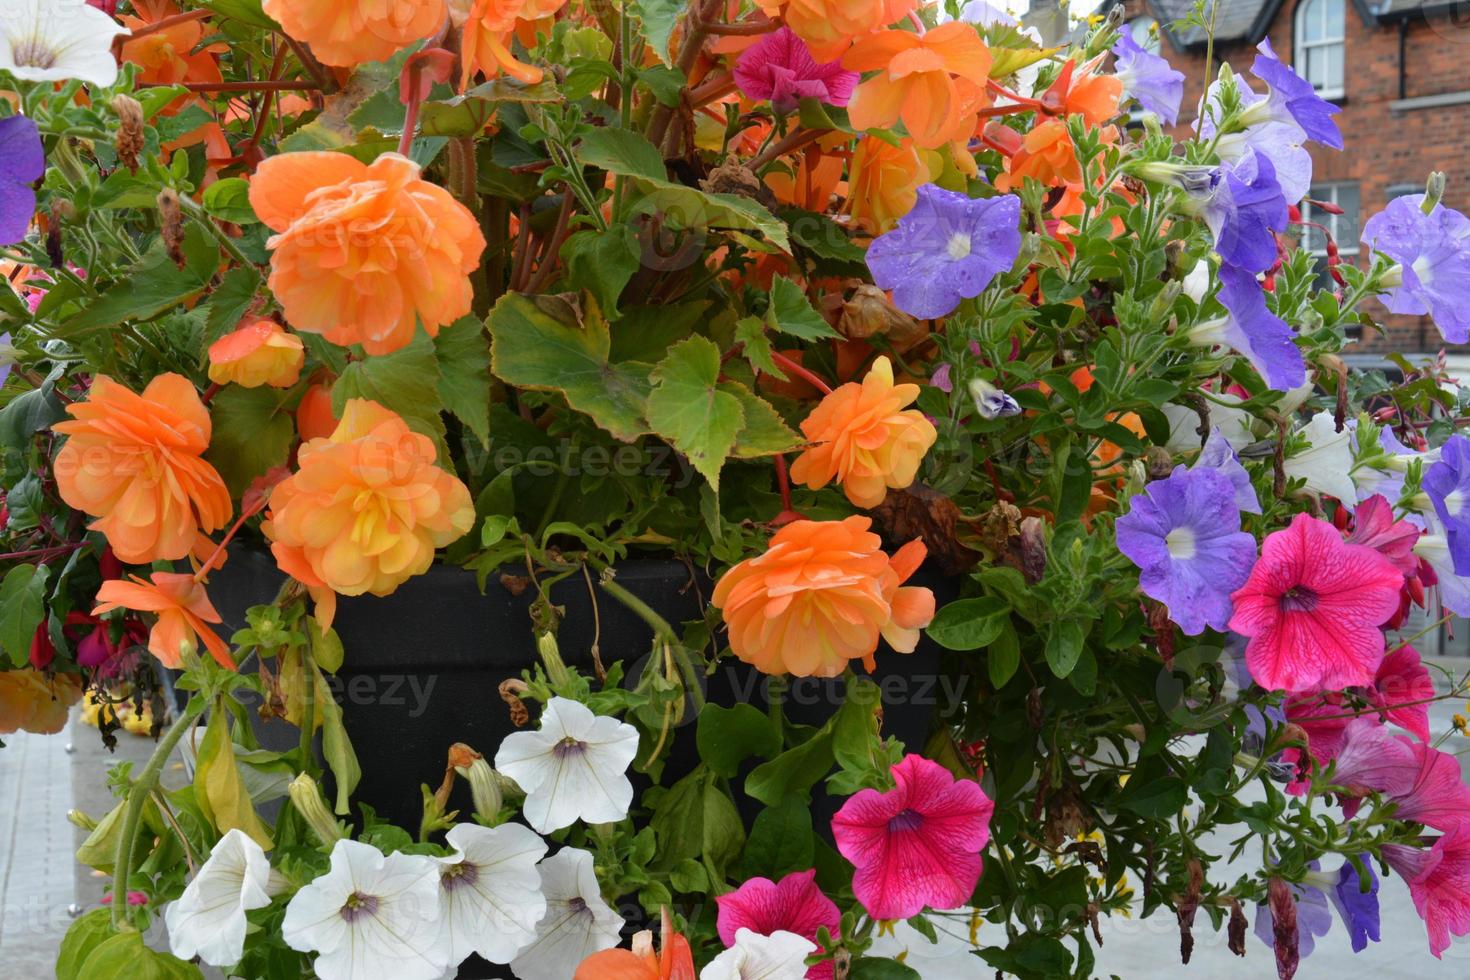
577,128 -> 666,181
648,336 -> 745,488
205,384 -> 296,497
332,328 -> 447,447
734,316 -> 785,380
561,225 -> 641,316
623,175 -> 790,252
722,380 -> 801,458
420,79 -> 562,137
434,316 -> 492,445
767,275 -> 838,340
635,0 -> 690,65
202,178 -> 258,224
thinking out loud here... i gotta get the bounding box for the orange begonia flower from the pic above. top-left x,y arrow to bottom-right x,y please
0,670 -> 83,735
120,1 -> 226,114
208,320 -> 306,389
53,375 -> 232,565
1062,70 -> 1124,127
459,0 -> 566,88
713,515 -> 935,677
847,135 -> 932,233
93,572 -> 234,669
249,152 -> 486,356
998,117 -> 1081,190
575,916 -> 696,980
263,399 -> 475,628
843,24 -> 992,148
261,0 -> 447,68
758,0 -> 918,62
790,356 -> 937,509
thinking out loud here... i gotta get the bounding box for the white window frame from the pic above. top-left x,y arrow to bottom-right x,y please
1294,0 -> 1345,100
1300,182 -> 1360,285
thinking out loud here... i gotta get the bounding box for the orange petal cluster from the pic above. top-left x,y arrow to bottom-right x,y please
93,572 -> 234,669
843,24 -> 992,148
847,135 -> 932,234
712,516 -> 935,678
249,152 -> 487,356
459,0 -> 567,88
756,0 -> 917,61
261,0 -> 447,68
263,400 -> 475,628
119,0 -> 226,114
0,670 -> 83,735
208,320 -> 306,389
790,356 -> 937,509
53,375 -> 232,565
575,918 -> 695,980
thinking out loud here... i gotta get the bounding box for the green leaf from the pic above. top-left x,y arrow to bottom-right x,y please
319,687 -> 361,815
435,316 -> 492,445
199,0 -> 278,29
1117,772 -> 1188,819
635,0 -> 690,65
668,857 -> 709,893
734,316 -> 784,379
0,385 -> 66,453
647,336 -> 745,489
201,265 -> 263,349
987,628 -> 1021,688
56,909 -> 115,980
0,564 -> 48,667
333,328 -> 447,446
767,275 -> 839,340
697,703 -> 781,778
310,619 -> 345,675
1044,620 -> 1086,679
746,730 -> 835,807
59,253 -> 209,334
742,796 -> 815,880
927,597 -> 1010,651
577,128 -> 666,181
194,708 -> 273,848
487,293 -> 650,442
202,178 -> 258,224
649,767 -> 745,880
723,380 -> 802,458
75,931 -> 203,979
610,302 -> 710,363
561,225 -> 641,316
639,66 -> 686,106
831,676 -> 884,775
622,175 -> 790,252
419,79 -> 562,137
205,385 -> 296,497
850,959 -> 923,980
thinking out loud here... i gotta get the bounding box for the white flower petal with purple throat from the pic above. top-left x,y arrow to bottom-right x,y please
1283,412 -> 1358,508
164,829 -> 278,967
701,928 -> 818,980
282,839 -> 447,980
510,848 -> 624,980
494,695 -> 639,834
1361,194 -> 1470,344
0,0 -> 129,88
435,821 -> 548,968
1198,73 -> 1313,203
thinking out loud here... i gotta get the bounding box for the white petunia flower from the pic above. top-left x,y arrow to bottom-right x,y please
494,696 -> 639,834
164,829 -> 278,967
1283,411 -> 1358,509
701,929 -> 818,980
0,0 -> 129,88
435,822 -> 548,968
509,847 -> 624,980
282,839 -> 446,980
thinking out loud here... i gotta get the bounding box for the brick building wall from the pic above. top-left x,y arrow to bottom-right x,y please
1112,0 -> 1470,356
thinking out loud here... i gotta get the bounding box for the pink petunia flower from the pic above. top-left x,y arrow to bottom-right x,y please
831,754 -> 994,921
1384,826 -> 1470,958
1370,644 -> 1436,742
1229,513 -> 1404,693
715,869 -> 840,980
1346,494 -> 1430,629
734,27 -> 859,114
1325,718 -> 1470,830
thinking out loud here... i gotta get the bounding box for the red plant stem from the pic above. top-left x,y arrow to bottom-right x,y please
284,35 -> 333,95
201,382 -> 222,405
748,127 -> 826,171
525,191 -> 575,293
768,351 -> 834,395
398,89 -> 423,157
774,453 -> 795,513
160,80 -> 320,93
195,496 -> 269,583
0,543 -> 81,563
705,18 -> 780,35
985,79 -> 1044,110
689,71 -> 737,107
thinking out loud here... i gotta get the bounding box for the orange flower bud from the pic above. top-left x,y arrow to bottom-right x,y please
295,383 -> 338,442
208,320 -> 305,389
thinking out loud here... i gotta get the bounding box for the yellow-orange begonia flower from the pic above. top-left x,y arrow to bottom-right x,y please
120,1 -> 226,114
263,399 -> 475,628
93,572 -> 234,669
261,0 -> 447,68
997,117 -> 1082,190
249,152 -> 487,356
843,24 -> 992,148
208,320 -> 306,389
0,670 -> 83,735
713,516 -> 935,677
789,356 -> 937,509
53,375 -> 232,565
459,0 -> 566,88
847,135 -> 931,234
758,0 -> 917,61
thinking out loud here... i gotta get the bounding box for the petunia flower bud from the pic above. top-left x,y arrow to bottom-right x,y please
288,773 -> 344,847
455,754 -> 506,824
536,632 -> 573,688
1423,171 -> 1447,215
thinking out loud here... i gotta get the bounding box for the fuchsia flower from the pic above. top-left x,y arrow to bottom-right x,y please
734,27 -> 859,114
831,755 -> 994,921
1384,826 -> 1470,958
1229,514 -> 1404,693
715,869 -> 839,979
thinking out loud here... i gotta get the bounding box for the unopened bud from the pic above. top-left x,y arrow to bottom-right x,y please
157,189 -> 186,269
68,809 -> 98,832
288,773 -> 344,846
456,754 -> 506,824
536,632 -> 573,688
111,94 -> 144,174
1144,446 -> 1174,481
1423,172 -> 1447,214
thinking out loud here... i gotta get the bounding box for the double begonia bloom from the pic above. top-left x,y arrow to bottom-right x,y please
263,399 -> 474,628
1228,514 -> 1404,693
790,356 -> 937,508
847,135 -> 932,233
93,572 -> 233,668
712,516 -> 935,677
53,374 -> 232,564
249,152 -> 486,356
843,24 -> 992,148
460,0 -> 566,87
756,0 -> 917,61
208,320 -> 305,389
261,0 -> 446,68
831,754 -> 994,921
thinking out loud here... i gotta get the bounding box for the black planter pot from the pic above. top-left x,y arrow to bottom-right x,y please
208,547 -> 960,978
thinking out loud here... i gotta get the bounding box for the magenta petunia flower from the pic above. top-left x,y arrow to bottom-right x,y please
1229,514 -> 1404,693
734,27 -> 858,114
1370,644 -> 1435,742
715,869 -> 839,979
1384,826 -> 1470,958
831,754 -> 994,921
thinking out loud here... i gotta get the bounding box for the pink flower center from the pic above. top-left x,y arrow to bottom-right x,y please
888,808 -> 925,833
1279,585 -> 1320,613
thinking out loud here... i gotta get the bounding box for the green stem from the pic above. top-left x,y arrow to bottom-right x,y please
595,573 -> 706,710
111,696 -> 206,930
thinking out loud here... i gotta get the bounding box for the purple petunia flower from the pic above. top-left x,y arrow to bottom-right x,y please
1115,466 -> 1257,634
1254,871 -> 1335,959
0,115 -> 44,246
1249,39 -> 1344,151
1322,860 -> 1381,953
1199,73 -> 1313,203
1424,435 -> 1470,574
1112,31 -> 1185,125
1188,263 -> 1305,391
1193,426 -> 1261,514
734,27 -> 858,114
1360,194 -> 1470,344
866,184 -> 1022,320
1201,150 -> 1290,274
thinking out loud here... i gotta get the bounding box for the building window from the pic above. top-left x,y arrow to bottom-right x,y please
1129,16 -> 1159,54
1294,0 -> 1345,99
1385,183 -> 1420,202
1301,182 -> 1360,289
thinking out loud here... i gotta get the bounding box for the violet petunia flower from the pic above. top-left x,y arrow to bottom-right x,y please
1249,38 -> 1344,150
1189,263 -> 1305,391
1200,150 -> 1290,274
1423,435 -> 1470,574
1115,466 -> 1257,635
0,115 -> 44,246
867,185 -> 1022,320
734,27 -> 858,114
1323,860 -> 1381,953
1199,73 -> 1313,203
1112,31 -> 1184,125
1192,426 -> 1261,513
1361,194 -> 1470,344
